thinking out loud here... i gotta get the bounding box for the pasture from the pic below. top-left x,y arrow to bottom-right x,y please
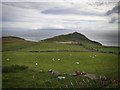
2,37 -> 119,88
3,51 -> 118,78
20,43 -> 88,51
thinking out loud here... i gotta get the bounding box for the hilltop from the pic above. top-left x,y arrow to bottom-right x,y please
42,32 -> 102,46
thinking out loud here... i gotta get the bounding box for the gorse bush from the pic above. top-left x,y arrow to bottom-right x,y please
3,65 -> 28,73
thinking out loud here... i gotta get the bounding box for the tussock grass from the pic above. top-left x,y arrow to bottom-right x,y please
3,65 -> 28,73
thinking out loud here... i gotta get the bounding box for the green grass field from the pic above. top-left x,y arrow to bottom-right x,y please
94,47 -> 119,53
20,43 -> 88,51
2,37 -> 37,51
2,36 -> 119,88
3,51 -> 118,78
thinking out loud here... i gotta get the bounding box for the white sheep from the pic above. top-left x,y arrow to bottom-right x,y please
52,58 -> 55,61
70,54 -> 72,56
58,59 -> 60,61
76,62 -> 79,64
58,76 -> 66,79
7,58 -> 9,61
35,62 -> 38,66
95,55 -> 96,57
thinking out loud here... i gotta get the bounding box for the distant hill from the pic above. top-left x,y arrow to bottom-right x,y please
42,32 -> 102,46
2,36 -> 25,40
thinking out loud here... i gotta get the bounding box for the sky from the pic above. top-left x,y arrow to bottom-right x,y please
1,0 -> 120,46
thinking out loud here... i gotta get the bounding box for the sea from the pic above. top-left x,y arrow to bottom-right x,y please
2,29 -> 119,46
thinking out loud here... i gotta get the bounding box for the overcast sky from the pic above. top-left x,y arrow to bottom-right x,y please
1,0 -> 120,46
1,0 -> 119,30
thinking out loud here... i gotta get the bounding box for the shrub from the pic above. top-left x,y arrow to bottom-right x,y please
109,51 -> 113,53
2,65 -> 28,73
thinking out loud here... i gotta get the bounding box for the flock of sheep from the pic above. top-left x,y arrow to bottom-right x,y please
32,54 -> 97,80
6,53 -> 97,80
89,55 -> 97,59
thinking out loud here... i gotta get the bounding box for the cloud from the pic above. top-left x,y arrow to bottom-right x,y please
109,16 -> 118,23
106,1 -> 120,15
1,1 -> 118,32
41,7 -> 102,16
106,1 -> 119,23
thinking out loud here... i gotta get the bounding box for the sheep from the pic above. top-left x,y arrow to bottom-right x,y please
58,76 -> 66,79
76,62 -> 79,64
7,58 -> 9,61
81,72 -> 86,75
58,59 -> 60,61
70,54 -> 72,56
58,76 -> 63,79
48,69 -> 53,72
95,55 -> 96,57
72,73 -> 77,76
35,62 -> 38,66
92,57 -> 95,59
52,58 -> 55,61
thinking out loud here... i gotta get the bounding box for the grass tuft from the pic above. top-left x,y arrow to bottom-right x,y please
3,65 -> 28,73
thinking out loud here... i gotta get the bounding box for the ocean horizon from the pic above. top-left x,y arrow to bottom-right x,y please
2,29 -> 119,46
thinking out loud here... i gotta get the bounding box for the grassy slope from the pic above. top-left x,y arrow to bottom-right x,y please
21,43 -> 88,51
42,32 -> 102,47
41,32 -> 119,53
2,36 -> 38,51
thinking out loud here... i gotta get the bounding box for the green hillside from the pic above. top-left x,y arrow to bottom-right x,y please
2,36 -> 38,51
42,32 -> 102,47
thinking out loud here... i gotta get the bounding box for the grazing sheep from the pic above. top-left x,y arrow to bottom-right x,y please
58,76 -> 66,79
81,72 -> 86,75
48,69 -> 53,72
7,58 -> 9,61
52,58 -> 55,61
92,57 -> 95,59
76,62 -> 79,64
70,54 -> 72,56
35,62 -> 38,66
62,77 -> 65,79
72,73 -> 77,76
95,55 -> 96,57
58,59 -> 60,61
